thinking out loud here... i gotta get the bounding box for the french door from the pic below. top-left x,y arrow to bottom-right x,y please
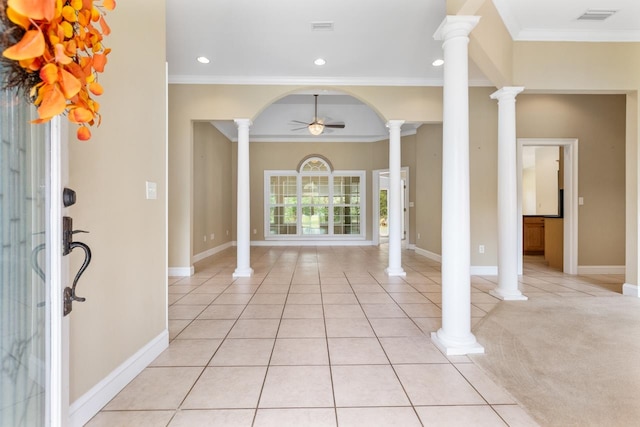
0,89 -> 66,425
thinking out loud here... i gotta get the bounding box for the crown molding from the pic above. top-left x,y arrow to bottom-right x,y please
168,74 -> 445,86
168,74 -> 494,87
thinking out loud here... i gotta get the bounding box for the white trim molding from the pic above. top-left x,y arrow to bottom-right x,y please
69,330 -> 169,427
518,138 -> 579,275
168,266 -> 194,277
415,247 -> 441,262
623,283 -> 639,297
192,241 -> 234,264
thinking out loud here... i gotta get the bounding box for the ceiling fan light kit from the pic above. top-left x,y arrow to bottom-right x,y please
291,94 -> 346,136
308,122 -> 325,135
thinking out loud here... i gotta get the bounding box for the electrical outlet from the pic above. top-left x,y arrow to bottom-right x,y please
226,230 -> 229,235
253,229 -> 257,235
145,181 -> 157,200
210,233 -> 215,240
417,233 -> 421,239
203,235 -> 207,242
479,245 -> 485,254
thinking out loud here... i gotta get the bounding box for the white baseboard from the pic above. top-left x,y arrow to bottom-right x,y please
69,330 -> 169,427
577,265 -> 625,275
414,247 -> 441,262
192,241 -> 233,263
168,266 -> 194,277
623,283 -> 639,297
470,266 -> 498,276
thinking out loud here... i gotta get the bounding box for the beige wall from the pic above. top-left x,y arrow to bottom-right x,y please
517,94 -> 627,266
188,92 -> 627,269
415,123 -> 443,255
469,87 -> 500,265
468,0 -> 514,87
185,91 -> 627,270
169,85 -> 443,269
68,0 -> 166,402
513,42 -> 640,92
413,90 -> 627,269
401,135 -> 418,245
192,123 -> 233,255
626,93 -> 639,284
189,130 -> 419,249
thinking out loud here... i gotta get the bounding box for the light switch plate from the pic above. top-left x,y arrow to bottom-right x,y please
146,181 -> 157,200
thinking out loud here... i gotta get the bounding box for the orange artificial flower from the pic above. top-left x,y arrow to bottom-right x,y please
7,0 -> 55,21
1,0 -> 116,140
2,29 -> 45,60
76,125 -> 91,140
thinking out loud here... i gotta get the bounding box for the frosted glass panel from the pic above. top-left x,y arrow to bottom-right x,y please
0,89 -> 49,426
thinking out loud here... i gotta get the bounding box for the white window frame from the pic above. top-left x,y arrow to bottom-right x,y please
264,167 -> 366,241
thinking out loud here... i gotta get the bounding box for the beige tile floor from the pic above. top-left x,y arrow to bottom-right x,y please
87,247 -> 623,426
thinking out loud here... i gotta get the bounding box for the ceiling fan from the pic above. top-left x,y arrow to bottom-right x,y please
291,94 -> 345,135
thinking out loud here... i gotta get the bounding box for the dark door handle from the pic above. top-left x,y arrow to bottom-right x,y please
62,215 -> 92,316
68,241 -> 92,303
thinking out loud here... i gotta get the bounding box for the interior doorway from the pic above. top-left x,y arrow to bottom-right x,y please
517,139 -> 578,275
373,168 -> 409,247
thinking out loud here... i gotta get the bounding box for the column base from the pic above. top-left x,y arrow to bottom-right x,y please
623,283 -> 639,297
232,267 -> 254,278
489,288 -> 528,301
430,329 -> 484,356
385,267 -> 406,277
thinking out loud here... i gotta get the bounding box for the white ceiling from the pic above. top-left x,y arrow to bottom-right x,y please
167,0 -> 640,141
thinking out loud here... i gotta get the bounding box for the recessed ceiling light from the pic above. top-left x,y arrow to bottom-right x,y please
314,58 -> 326,66
197,56 -> 210,64
432,59 -> 444,67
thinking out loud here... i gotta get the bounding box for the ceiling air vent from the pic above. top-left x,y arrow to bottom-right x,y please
311,21 -> 334,31
577,9 -> 617,21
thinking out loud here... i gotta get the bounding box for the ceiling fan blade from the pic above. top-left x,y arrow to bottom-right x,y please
290,126 -> 308,131
324,123 -> 345,129
290,120 -> 311,125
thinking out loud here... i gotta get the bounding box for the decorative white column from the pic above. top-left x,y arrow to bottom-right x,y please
386,120 -> 406,277
490,87 -> 527,301
233,119 -> 253,278
431,15 -> 484,355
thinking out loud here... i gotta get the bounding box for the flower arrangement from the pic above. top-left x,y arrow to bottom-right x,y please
1,0 -> 115,140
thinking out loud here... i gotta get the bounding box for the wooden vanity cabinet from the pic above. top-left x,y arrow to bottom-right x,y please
523,216 -> 545,255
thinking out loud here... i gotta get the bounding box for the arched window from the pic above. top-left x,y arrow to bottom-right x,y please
298,155 -> 333,173
265,156 -> 365,240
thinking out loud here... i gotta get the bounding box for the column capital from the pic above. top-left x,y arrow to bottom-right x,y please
434,15 -> 480,41
234,118 -> 252,129
386,120 -> 405,130
490,86 -> 525,101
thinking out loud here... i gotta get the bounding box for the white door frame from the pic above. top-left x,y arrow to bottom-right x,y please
373,167 -> 409,247
49,116 -> 69,426
517,138 -> 579,275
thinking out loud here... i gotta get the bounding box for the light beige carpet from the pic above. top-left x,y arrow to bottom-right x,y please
470,295 -> 640,427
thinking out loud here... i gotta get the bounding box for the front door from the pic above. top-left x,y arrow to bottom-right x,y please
0,90 -> 66,425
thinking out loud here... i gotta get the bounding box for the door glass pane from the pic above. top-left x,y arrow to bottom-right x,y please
0,89 -> 49,426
